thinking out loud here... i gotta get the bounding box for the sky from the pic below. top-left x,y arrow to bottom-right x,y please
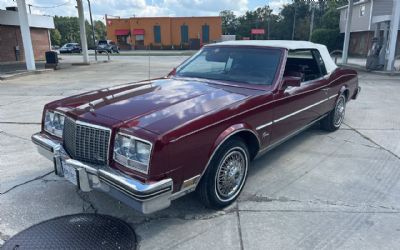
0,0 -> 291,21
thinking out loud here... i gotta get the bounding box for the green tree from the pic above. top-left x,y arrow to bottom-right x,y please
321,9 -> 340,29
53,16 -> 81,45
94,20 -> 106,40
220,10 -> 239,35
52,16 -> 107,47
311,28 -> 343,51
50,28 -> 61,46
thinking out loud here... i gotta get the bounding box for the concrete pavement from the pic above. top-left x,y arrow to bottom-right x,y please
1,55 -> 400,249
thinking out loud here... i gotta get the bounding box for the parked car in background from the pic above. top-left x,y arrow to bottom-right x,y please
97,40 -> 119,53
32,40 -> 360,214
59,43 -> 82,53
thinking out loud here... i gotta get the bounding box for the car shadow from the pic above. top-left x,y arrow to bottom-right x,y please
83,123 -> 332,245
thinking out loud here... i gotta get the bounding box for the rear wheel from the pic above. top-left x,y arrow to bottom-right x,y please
197,138 -> 249,209
321,93 -> 346,131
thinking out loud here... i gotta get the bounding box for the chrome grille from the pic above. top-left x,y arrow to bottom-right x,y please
63,117 -> 111,165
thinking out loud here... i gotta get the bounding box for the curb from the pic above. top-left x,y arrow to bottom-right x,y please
0,60 -> 111,81
0,69 -> 53,81
338,63 -> 400,76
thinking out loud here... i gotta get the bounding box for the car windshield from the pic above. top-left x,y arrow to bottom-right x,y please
64,44 -> 73,48
98,40 -> 107,45
175,47 -> 282,86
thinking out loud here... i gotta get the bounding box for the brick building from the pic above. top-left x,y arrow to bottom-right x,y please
105,16 -> 222,50
0,8 -> 54,62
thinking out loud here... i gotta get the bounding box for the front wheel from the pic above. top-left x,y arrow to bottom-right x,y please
197,138 -> 249,209
321,93 -> 346,131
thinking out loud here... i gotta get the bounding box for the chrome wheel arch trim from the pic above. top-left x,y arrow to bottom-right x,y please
180,128 -> 259,194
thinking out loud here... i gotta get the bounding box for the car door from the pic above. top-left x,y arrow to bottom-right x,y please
269,49 -> 329,145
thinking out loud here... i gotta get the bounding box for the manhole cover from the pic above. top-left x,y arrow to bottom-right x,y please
2,214 -> 136,250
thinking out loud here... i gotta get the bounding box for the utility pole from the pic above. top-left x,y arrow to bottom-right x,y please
309,4 -> 315,41
76,0 -> 89,64
342,0 -> 354,64
87,0 -> 97,61
267,17 -> 270,40
16,0 -> 35,70
292,4 -> 297,40
386,0 -> 399,71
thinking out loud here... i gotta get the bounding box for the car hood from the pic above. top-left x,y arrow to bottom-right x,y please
57,78 -> 260,134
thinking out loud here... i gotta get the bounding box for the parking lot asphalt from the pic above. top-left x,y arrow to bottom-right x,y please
1,55 -> 400,249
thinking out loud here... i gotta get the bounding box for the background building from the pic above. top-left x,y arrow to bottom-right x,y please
106,16 -> 222,50
0,7 -> 54,62
339,0 -> 400,56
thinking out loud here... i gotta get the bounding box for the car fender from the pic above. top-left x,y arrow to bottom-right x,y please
211,124 -> 259,156
198,123 -> 260,180
339,85 -> 349,101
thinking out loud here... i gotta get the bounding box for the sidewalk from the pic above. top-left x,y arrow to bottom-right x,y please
333,56 -> 400,75
0,61 -> 45,74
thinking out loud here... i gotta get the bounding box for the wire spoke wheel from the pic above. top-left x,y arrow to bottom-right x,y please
334,96 -> 346,127
215,148 -> 247,201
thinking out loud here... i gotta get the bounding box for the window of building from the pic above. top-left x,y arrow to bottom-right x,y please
181,25 -> 189,44
117,35 -> 128,45
135,35 -> 144,46
359,5 -> 365,17
202,24 -> 210,43
154,25 -> 161,44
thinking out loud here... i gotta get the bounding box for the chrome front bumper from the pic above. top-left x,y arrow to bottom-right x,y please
32,132 -> 173,214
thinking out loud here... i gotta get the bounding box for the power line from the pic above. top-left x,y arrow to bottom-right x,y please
29,1 -> 72,9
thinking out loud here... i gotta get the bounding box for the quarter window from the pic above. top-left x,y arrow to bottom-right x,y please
284,49 -> 326,82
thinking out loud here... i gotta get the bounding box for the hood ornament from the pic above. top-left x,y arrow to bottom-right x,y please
88,102 -> 95,112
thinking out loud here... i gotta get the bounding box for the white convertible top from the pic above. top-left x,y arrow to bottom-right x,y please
209,40 -> 338,74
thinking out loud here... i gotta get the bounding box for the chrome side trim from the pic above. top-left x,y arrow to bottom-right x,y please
256,114 -> 327,158
274,98 -> 327,123
256,97 -> 331,131
328,94 -> 338,100
256,122 -> 273,131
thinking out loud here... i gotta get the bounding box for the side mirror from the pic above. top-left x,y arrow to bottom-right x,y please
167,67 -> 176,77
281,76 -> 301,89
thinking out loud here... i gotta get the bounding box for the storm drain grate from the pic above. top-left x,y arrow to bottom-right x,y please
2,214 -> 136,250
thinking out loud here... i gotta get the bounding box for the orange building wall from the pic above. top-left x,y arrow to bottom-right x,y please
106,16 -> 222,49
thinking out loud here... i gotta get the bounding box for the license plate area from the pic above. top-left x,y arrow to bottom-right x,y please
62,161 -> 78,186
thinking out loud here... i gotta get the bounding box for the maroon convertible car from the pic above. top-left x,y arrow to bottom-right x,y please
32,41 -> 360,214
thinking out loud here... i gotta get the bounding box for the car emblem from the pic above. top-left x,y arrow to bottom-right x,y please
88,102 -> 95,112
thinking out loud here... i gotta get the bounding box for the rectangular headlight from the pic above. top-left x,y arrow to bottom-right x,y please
113,133 -> 152,174
44,110 -> 65,138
